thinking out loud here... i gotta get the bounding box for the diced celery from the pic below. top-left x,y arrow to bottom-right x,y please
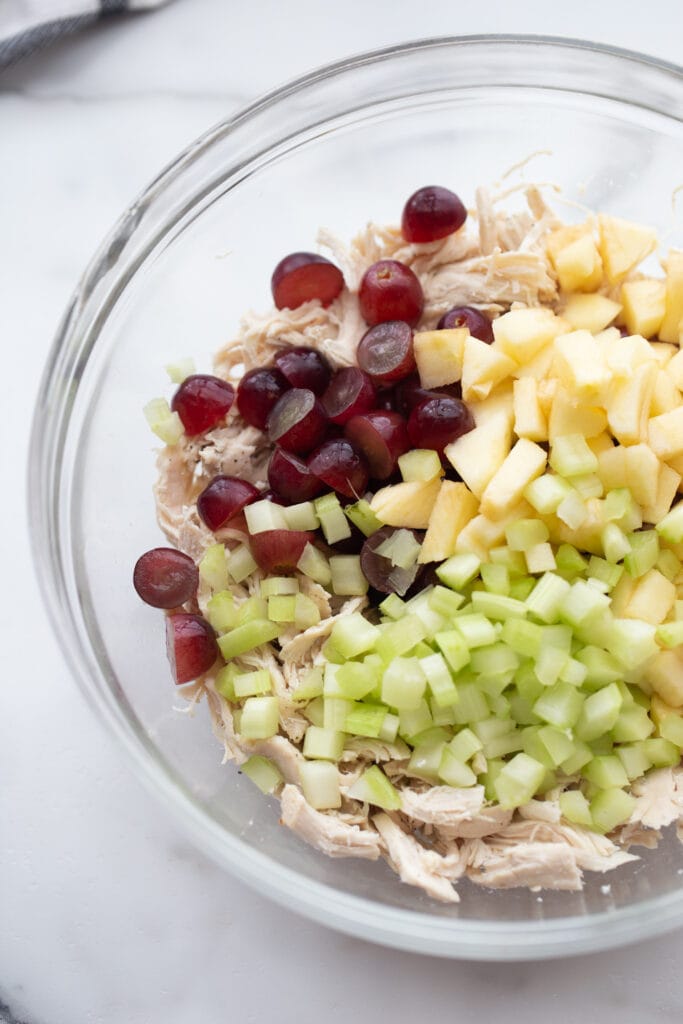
550,434 -> 599,477
655,503 -> 683,544
525,572 -> 571,623
215,664 -> 237,701
454,614 -> 498,649
588,556 -> 623,590
448,727 -> 483,762
398,448 -> 443,482
199,543 -> 229,591
590,735 -> 614,757
656,549 -> 682,582
451,682 -> 490,724
533,681 -> 584,728
436,553 -> 481,590
314,493 -> 351,544
560,579 -> 610,629
659,713 -> 683,748
381,658 -> 427,710
329,612 -> 379,659
510,577 -> 536,601
233,669 -> 272,698
420,652 -> 459,708
471,643 -> 520,678
398,699 -> 433,741
560,741 -> 593,775
490,546 -> 528,576
574,683 -> 623,742
206,591 -> 238,633
485,731 -> 524,758
227,545 -> 258,584
624,530 -> 659,579
434,630 -> 471,673
559,789 -> 593,826
379,593 -> 407,620
505,519 -> 550,552
557,491 -> 587,529
296,543 -> 332,586
616,743 -> 652,780
323,696 -> 352,731
303,696 -> 325,727
439,747 -> 477,787
303,725 -> 345,761
500,618 -> 544,659
611,705 -> 654,743
294,593 -> 321,630
575,646 -> 622,687
283,501 -> 319,532
590,788 -> 636,833
217,620 -> 279,659
656,621 -> 683,648
267,595 -> 296,623
604,487 -> 636,524
428,586 -> 465,619
601,523 -> 632,564
291,666 -> 323,703
534,645 -> 568,688
236,596 -> 268,625
344,702 -> 388,738
430,699 -> 459,727
482,758 -> 504,801
165,356 -> 196,383
472,717 -> 513,744
241,755 -> 283,795
378,711 -> 400,743
335,662 -> 378,701
572,473 -> 604,500
407,740 -> 446,782
642,737 -> 681,767
494,752 -> 546,809
524,473 -> 572,514
329,555 -> 368,596
344,499 -> 382,537
244,499 -> 288,534
605,618 -> 658,670
239,695 -> 280,739
376,529 -> 422,570
260,576 -> 299,598
471,591 -> 527,621
537,725 -> 574,767
299,761 -> 341,810
555,543 -> 589,580
515,663 -> 544,702
583,755 -> 629,789
347,765 -> 402,810
559,657 -> 588,687
375,615 -> 427,661
412,725 -> 452,748
404,589 -> 447,636
143,397 -> 184,445
480,563 -> 511,596
320,641 -> 345,665
510,693 -> 540,726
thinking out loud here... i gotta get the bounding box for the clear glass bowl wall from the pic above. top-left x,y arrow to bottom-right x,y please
31,37 -> 683,959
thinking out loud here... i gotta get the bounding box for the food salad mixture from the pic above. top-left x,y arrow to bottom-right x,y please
134,182 -> 683,902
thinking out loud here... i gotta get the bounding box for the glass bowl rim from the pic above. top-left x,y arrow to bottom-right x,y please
29,34 -> 683,960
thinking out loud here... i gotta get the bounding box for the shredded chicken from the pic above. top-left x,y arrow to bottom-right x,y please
373,813 -> 463,903
280,785 -> 382,860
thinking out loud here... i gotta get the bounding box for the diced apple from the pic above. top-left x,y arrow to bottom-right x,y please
605,361 -> 656,445
665,453 -> 683,491
492,307 -> 566,364
642,463 -> 682,524
469,383 -> 515,428
461,336 -> 517,401
553,330 -> 612,396
562,293 -> 621,333
625,569 -> 676,625
445,412 -> 513,498
659,250 -> 683,343
650,342 -> 678,366
598,214 -> 658,284
479,439 -> 547,518
587,432 -> 615,458
620,278 -> 667,338
602,333 -> 655,380
413,328 -> 468,387
545,498 -> 606,556
509,344 -> 556,381
668,349 -> 683,392
649,407 -> 683,460
610,573 -> 637,616
370,478 -> 442,529
513,378 -> 547,442
419,482 -> 479,563
647,648 -> 683,706
651,370 -> 681,416
455,502 -> 533,559
553,232 -> 603,292
548,387 -> 607,443
597,443 -> 659,507
537,378 -> 559,417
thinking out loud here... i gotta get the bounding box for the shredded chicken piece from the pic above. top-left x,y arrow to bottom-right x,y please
399,786 -> 514,839
373,813 -> 463,903
279,596 -> 368,665
464,840 -> 583,891
626,768 -> 683,829
340,737 -> 411,763
280,785 -> 382,860
244,736 -> 305,784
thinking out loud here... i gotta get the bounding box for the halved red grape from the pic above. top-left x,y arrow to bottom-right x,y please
307,438 -> 370,499
344,411 -> 410,480
401,186 -> 467,243
197,476 -> 260,531
267,388 -> 328,454
268,447 -> 324,502
166,613 -> 218,685
322,367 -> 376,425
133,548 -> 199,609
271,253 -> 344,310
359,260 -> 423,327
356,321 -> 416,383
407,396 -> 474,453
394,375 -> 462,417
171,375 -> 234,436
437,305 -> 494,344
249,530 -> 316,574
360,526 -> 421,596
274,346 -> 331,395
236,367 -> 289,430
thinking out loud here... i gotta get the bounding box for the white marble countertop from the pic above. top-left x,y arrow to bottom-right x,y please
4,2 -> 683,1021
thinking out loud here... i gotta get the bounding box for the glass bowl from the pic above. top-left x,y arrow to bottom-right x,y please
30,35 -> 683,960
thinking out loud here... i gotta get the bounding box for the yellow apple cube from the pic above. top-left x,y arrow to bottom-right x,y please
667,349 -> 683,391
469,383 -> 515,428
455,502 -> 533,559
642,463 -> 682,524
626,445 -> 660,507
445,412 -> 513,498
492,307 -> 565,364
665,453 -> 683,491
545,498 -> 606,557
479,439 -> 547,518
537,378 -> 559,417
461,336 -> 517,401
419,482 -> 479,563
610,573 -> 637,617
553,232 -> 603,292
562,292 -> 621,333
625,569 -> 676,625
602,333 -> 655,381
620,278 -> 667,338
650,370 -> 680,416
649,407 -> 683,460
587,432 -> 615,458
647,649 -> 683,706
548,387 -> 607,442
413,328 -> 468,387
513,378 -> 547,442
650,342 -> 678,367
370,477 -> 442,529
510,344 -> 556,381
553,330 -> 612,396
659,250 -> 683,343
598,214 -> 658,284
606,361 -> 656,445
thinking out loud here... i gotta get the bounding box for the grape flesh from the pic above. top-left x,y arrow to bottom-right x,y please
359,260 -> 423,327
236,367 -> 288,429
360,527 -> 421,596
407,396 -> 475,452
171,375 -> 234,436
437,305 -> 494,344
271,252 -> 344,309
267,447 -> 324,502
322,367 -> 376,425
249,530 -> 316,574
133,548 -> 198,609
267,388 -> 328,454
307,438 -> 370,498
274,346 -> 331,395
356,321 -> 416,383
166,613 -> 217,685
344,411 -> 409,480
197,476 -> 260,531
401,185 -> 467,243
